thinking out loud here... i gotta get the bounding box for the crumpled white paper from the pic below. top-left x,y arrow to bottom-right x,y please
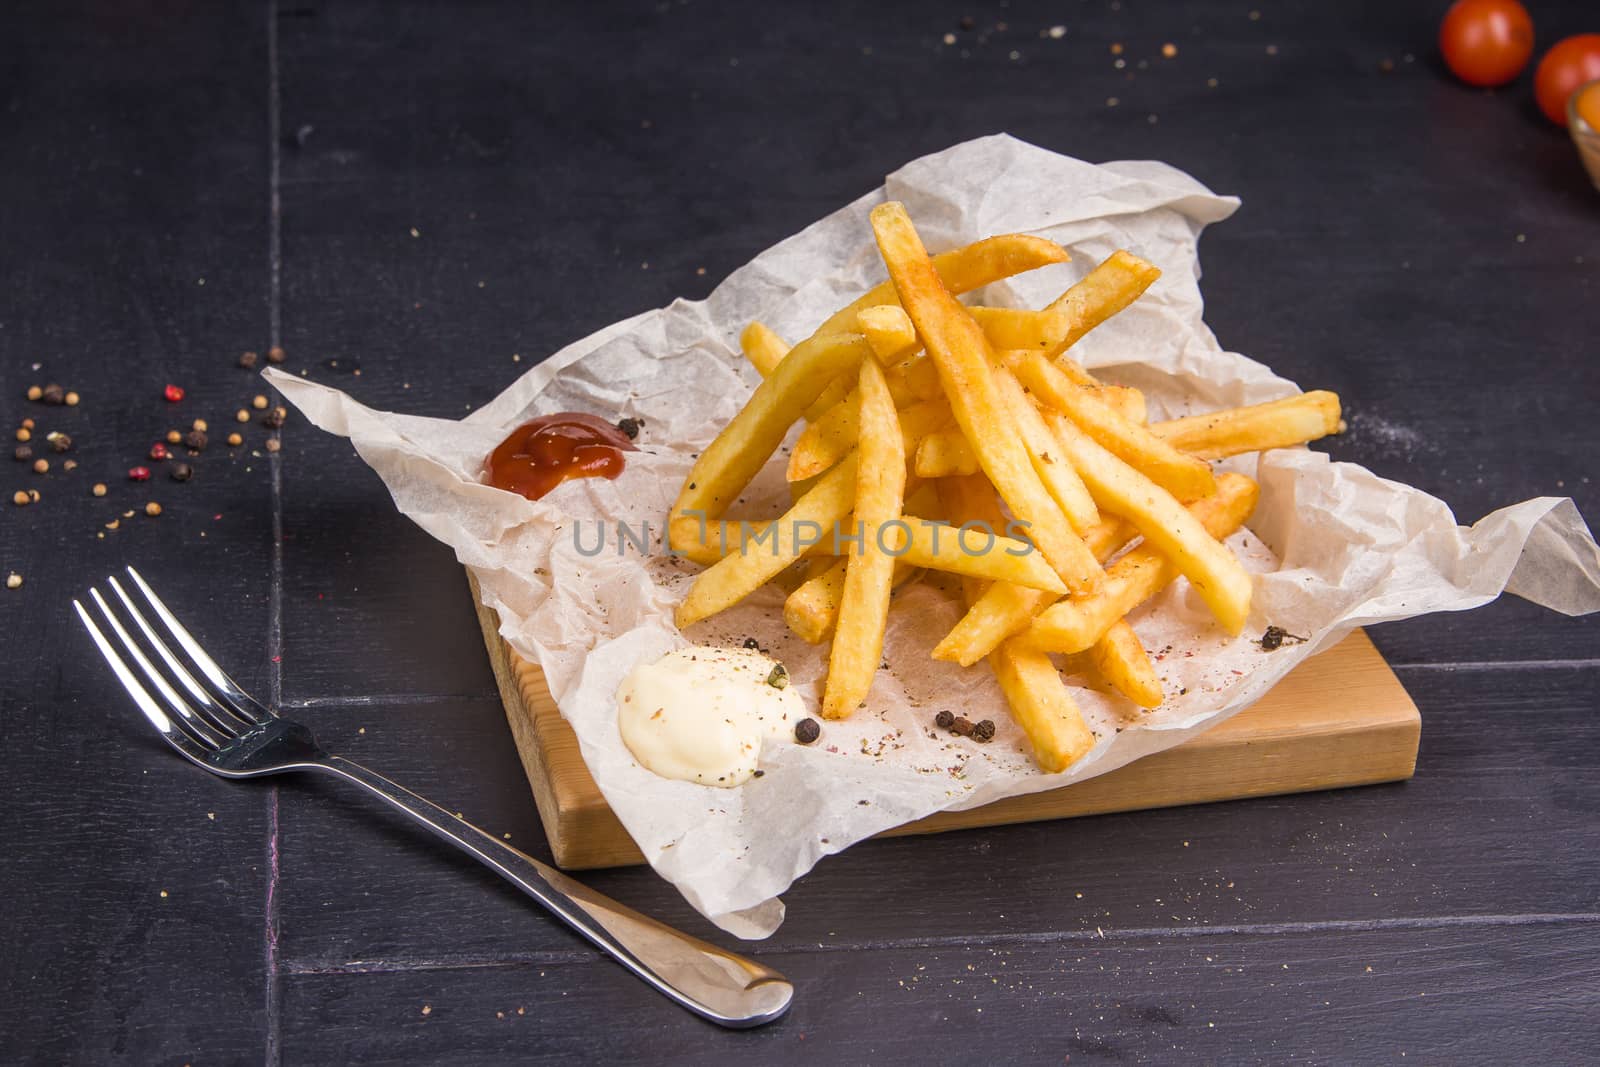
268,134 -> 1600,939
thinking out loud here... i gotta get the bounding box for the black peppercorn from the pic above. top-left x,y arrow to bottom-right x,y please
13,445 -> 32,462
184,430 -> 208,452
47,432 -> 72,453
170,463 -> 193,482
950,716 -> 974,737
238,351 -> 259,369
742,637 -> 761,650
41,383 -> 65,405
794,718 -> 820,744
972,719 -> 996,742
935,710 -> 955,731
263,406 -> 287,429
616,416 -> 643,440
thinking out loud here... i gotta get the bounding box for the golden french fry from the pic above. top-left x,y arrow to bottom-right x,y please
870,202 -> 1100,593
938,474 -> 1095,772
1022,471 -> 1259,652
888,353 -> 943,401
675,454 -> 860,627
1044,249 -> 1162,356
1016,350 -> 1217,502
932,479 -> 1242,666
739,321 -> 789,378
968,305 -> 1073,351
822,359 -> 906,719
889,517 -> 1067,593
784,556 -> 918,644
914,427 -> 979,478
789,394 -> 952,482
674,234 -> 1069,545
1098,384 -> 1147,425
1149,390 -> 1343,460
993,365 -> 1100,532
1089,621 -> 1163,708
856,305 -> 919,362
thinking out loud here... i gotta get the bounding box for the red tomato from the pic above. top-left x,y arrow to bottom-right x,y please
1534,35 -> 1600,127
1439,0 -> 1535,88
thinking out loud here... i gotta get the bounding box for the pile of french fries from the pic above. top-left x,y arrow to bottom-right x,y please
668,202 -> 1343,772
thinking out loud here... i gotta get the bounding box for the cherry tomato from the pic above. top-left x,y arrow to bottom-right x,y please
1535,35 -> 1600,127
1439,0 -> 1535,88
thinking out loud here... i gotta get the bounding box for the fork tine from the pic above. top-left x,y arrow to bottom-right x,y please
88,588 -> 232,748
124,566 -> 274,724
106,575 -> 257,732
75,599 -> 220,762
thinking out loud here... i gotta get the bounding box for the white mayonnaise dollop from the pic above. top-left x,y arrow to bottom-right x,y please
616,646 -> 802,787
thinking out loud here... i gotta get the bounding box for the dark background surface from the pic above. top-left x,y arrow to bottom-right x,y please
2,0 -> 1598,1063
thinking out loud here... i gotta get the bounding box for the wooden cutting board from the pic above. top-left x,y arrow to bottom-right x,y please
469,574 -> 1421,870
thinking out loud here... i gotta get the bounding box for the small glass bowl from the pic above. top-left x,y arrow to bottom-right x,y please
1570,78 -> 1600,193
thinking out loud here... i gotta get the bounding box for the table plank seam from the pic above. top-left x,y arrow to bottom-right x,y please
278,912 -> 1600,977
263,2 -> 285,1065
280,691 -> 504,709
1392,659 -> 1600,672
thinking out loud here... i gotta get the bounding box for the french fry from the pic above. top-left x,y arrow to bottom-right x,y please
889,517 -> 1067,593
790,395 -> 952,482
870,202 -> 1101,593
968,305 -> 1073,351
822,359 -> 906,719
1149,391 -> 1343,460
1098,384 -> 1147,425
993,366 -> 1100,532
939,474 -> 1095,772
675,454 -> 860,627
914,427 -> 979,478
888,353 -> 943,401
1015,350 -> 1217,502
784,556 -> 919,644
1021,471 -> 1260,652
856,305 -> 919,362
672,234 -> 1069,547
1088,621 -> 1163,708
932,479 -> 1242,667
739,321 -> 789,378
1043,249 -> 1162,356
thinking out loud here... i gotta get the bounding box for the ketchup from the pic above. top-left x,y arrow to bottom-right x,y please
485,413 -> 636,501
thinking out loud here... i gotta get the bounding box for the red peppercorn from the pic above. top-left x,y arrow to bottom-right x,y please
163,384 -> 185,403
128,466 -> 151,481
149,442 -> 169,461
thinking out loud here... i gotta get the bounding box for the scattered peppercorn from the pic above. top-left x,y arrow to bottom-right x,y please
5,573 -> 20,590
235,409 -> 250,423
935,710 -> 955,730
42,383 -> 65,405
149,442 -> 169,461
959,14 -> 975,30
226,432 -> 243,447
950,716 -> 974,737
616,416 -> 643,440
128,466 -> 151,482
32,458 -> 48,474
184,430 -> 208,452
1257,625 -> 1306,651
742,637 -> 761,650
62,459 -> 77,471
13,445 -> 31,462
251,394 -> 269,410
64,391 -> 79,406
27,489 -> 39,503
191,418 -> 208,433
972,719 -> 996,742
16,427 -> 31,442
170,463 -> 193,482
263,406 -> 286,429
166,430 -> 182,445
751,769 -> 765,778
92,483 -> 107,497
11,490 -> 28,507
47,432 -> 71,453
145,501 -> 162,517
765,663 -> 789,689
26,385 -> 42,401
238,351 -> 259,369
164,384 -> 186,403
1162,42 -> 1178,58
794,718 -> 821,744
265,437 -> 281,453
20,418 -> 33,430
266,345 -> 286,364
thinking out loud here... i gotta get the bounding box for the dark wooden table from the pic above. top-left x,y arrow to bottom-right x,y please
3,1 -> 1598,1062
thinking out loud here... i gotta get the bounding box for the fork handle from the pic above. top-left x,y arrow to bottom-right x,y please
314,755 -> 793,1028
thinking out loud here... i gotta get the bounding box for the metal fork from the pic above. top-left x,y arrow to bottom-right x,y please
74,566 -> 793,1029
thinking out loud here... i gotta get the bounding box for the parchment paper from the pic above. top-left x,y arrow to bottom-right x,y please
266,134 -> 1600,939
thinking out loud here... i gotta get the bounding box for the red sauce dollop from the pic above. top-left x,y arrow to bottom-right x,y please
485,413 -> 636,501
